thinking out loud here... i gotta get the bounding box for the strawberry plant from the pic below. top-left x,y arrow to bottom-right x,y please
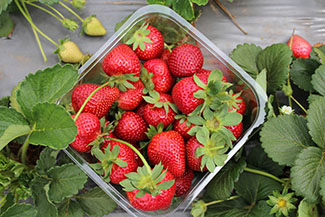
0,0 -> 106,63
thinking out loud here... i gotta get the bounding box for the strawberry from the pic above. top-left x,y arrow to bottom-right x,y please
228,92 -> 247,116
186,137 -> 207,172
126,169 -> 176,211
71,83 -> 120,119
100,138 -> 138,184
287,34 -> 312,59
171,73 -> 209,115
70,113 -> 101,152
173,118 -> 195,141
117,80 -> 145,111
147,130 -> 186,178
197,68 -> 227,83
135,101 -> 146,118
143,58 -> 174,93
114,112 -> 148,143
175,168 -> 194,197
168,43 -> 203,77
160,48 -> 172,64
225,121 -> 243,140
102,44 -> 141,76
127,25 -> 164,60
143,92 -> 177,128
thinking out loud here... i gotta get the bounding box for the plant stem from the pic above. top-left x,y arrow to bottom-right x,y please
290,95 -> 308,114
58,1 -> 84,22
25,2 -> 63,22
20,131 -> 33,164
46,3 -> 65,20
0,195 -> 6,208
73,81 -> 111,121
205,195 -> 240,207
244,167 -> 286,184
14,0 -> 59,47
107,137 -> 152,175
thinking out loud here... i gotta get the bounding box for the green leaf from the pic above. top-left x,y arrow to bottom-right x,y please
29,103 -> 77,149
0,203 -> 37,217
196,127 -> 209,145
0,0 -> 12,14
0,11 -> 14,38
76,187 -> 117,217
247,145 -> 284,176
16,64 -> 79,120
0,106 -> 30,151
311,45 -> 325,64
35,147 -> 60,175
307,96 -> 325,149
320,176 -> 325,202
57,199 -> 83,217
191,0 -> 208,6
235,172 -> 282,203
290,58 -> 320,92
297,198 -> 318,217
257,43 -> 292,93
311,65 -> 325,96
205,158 -> 246,200
230,43 -> 262,79
291,146 -> 325,203
255,68 -> 267,93
48,164 -> 88,203
38,0 -> 59,5
313,47 -> 325,64
0,96 -> 9,107
172,0 -> 194,21
31,177 -> 58,217
260,115 -> 313,166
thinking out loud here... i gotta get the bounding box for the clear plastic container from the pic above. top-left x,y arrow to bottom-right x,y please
61,4 -> 267,217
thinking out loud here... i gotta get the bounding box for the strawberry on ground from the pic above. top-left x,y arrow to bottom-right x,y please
143,58 -> 174,93
186,137 -> 207,172
168,43 -> 203,77
147,130 -> 186,178
175,168 -> 194,197
117,80 -> 145,111
71,83 -> 120,119
114,112 -> 148,143
287,34 -> 312,58
102,44 -> 141,76
70,113 -> 101,152
100,138 -> 138,184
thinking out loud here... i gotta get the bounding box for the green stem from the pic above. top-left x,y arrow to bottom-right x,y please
14,0 -> 59,47
25,2 -> 63,21
205,195 -> 240,207
63,0 -> 73,4
0,195 -> 6,208
290,95 -> 308,114
73,81 -> 111,121
46,3 -> 65,19
244,167 -> 286,184
20,131 -> 33,164
21,1 -> 47,62
107,137 -> 152,175
58,1 -> 84,22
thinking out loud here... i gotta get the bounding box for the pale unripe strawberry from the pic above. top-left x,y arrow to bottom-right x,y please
55,39 -> 85,63
82,15 -> 107,36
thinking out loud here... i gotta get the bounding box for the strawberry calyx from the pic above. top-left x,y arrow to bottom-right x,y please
175,114 -> 192,128
224,90 -> 243,111
120,163 -> 175,198
139,123 -> 167,149
140,67 -> 155,94
126,23 -> 153,51
143,90 -> 178,114
108,73 -> 139,92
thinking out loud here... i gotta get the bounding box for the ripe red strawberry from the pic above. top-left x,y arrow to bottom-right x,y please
102,44 -> 141,76
186,137 -> 207,172
173,118 -> 195,141
148,130 -> 186,178
114,112 -> 148,143
197,68 -> 227,82
71,83 -> 119,119
126,169 -> 176,211
143,58 -> 174,93
101,139 -> 138,184
160,48 -> 172,64
225,121 -> 243,140
70,113 -> 101,152
171,73 -> 209,115
287,34 -> 312,58
132,25 -> 164,60
143,93 -> 177,128
175,168 -> 194,197
168,43 -> 203,77
228,93 -> 246,115
117,80 -> 145,110
135,101 -> 146,118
